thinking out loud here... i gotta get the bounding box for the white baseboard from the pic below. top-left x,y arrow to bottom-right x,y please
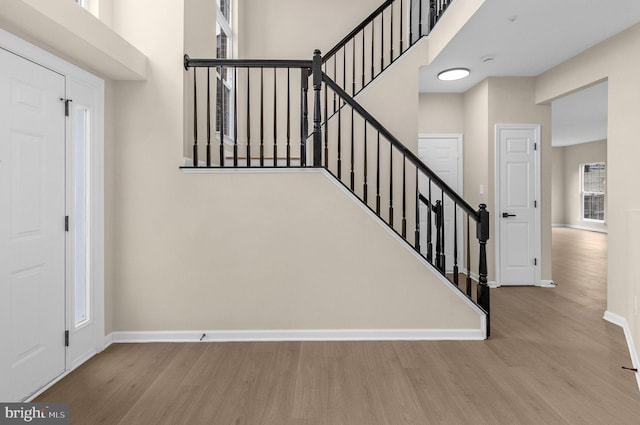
553,224 -> 608,234
107,328 -> 485,343
538,280 -> 556,288
603,311 -> 640,393
461,270 -> 498,289
25,371 -> 72,402
104,332 -> 113,349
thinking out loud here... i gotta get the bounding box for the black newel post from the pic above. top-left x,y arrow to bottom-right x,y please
476,203 -> 490,337
312,49 -> 323,167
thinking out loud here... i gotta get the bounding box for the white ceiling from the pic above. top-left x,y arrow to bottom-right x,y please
418,0 -> 638,146
419,0 -> 640,93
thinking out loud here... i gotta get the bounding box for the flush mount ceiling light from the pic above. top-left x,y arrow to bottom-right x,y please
437,68 -> 470,81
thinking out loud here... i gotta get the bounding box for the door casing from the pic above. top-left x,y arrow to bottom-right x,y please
0,27 -> 105,400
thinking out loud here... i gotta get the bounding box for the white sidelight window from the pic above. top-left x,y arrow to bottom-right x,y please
216,0 -> 233,140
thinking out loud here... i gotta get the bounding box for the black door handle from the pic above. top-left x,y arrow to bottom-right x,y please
502,212 -> 516,218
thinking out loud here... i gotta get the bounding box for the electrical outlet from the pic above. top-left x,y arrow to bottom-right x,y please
479,184 -> 484,195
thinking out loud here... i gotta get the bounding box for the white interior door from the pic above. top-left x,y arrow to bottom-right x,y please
0,48 -> 66,401
418,134 -> 463,272
496,125 -> 539,286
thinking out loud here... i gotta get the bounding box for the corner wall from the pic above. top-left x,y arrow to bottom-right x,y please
537,22 -> 640,367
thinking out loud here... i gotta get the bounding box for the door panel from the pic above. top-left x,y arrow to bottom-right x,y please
497,126 -> 538,285
418,135 -> 463,272
0,48 -> 66,401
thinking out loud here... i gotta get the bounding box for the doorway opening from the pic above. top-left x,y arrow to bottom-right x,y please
550,81 -> 608,306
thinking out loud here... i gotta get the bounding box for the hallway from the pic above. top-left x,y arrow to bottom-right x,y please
36,228 -> 640,424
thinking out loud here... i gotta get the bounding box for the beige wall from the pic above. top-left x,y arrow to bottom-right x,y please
537,23 -> 640,358
237,0 -> 380,59
418,93 -> 464,134
114,171 -> 482,331
552,140 -> 607,232
551,147 -> 565,226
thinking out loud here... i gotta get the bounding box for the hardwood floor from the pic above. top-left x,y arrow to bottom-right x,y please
37,228 -> 640,424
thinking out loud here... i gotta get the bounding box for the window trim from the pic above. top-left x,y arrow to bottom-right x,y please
580,162 -> 606,223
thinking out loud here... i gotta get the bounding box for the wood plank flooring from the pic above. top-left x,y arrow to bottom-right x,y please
36,228 -> 640,424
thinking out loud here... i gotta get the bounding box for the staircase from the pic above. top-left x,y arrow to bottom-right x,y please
182,0 -> 490,337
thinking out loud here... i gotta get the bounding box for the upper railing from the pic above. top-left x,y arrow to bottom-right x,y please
322,0 -> 453,97
183,56 -> 313,167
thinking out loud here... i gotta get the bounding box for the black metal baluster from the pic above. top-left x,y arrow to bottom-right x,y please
389,143 -> 394,226
400,0 -> 404,53
337,92 -> 342,178
363,121 -> 368,203
343,45 -> 347,97
409,0 -> 414,45
350,108 -> 355,190
287,68 -> 291,167
402,154 -> 406,238
324,64 -> 329,168
453,202 -> 459,286
206,68 -> 211,167
301,68 -> 308,167
390,1 -> 394,61
273,68 -> 278,167
440,190 -> 446,272
352,39 -> 356,96
247,67 -> 251,167
233,67 -> 238,166
260,67 -> 264,167
430,0 -> 437,30
466,214 -> 472,296
333,57 -> 337,114
427,178 -> 432,262
419,0 -> 423,37
193,67 -> 198,167
376,132 -> 381,215
415,168 -> 420,251
435,200 -> 443,272
219,66 -> 225,167
361,28 -> 365,89
381,9 -> 385,70
371,19 -> 375,81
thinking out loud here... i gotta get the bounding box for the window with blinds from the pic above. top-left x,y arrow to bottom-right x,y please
582,163 -> 605,222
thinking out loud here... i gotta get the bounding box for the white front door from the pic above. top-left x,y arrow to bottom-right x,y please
418,134 -> 463,272
0,48 -> 66,401
496,125 -> 540,286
